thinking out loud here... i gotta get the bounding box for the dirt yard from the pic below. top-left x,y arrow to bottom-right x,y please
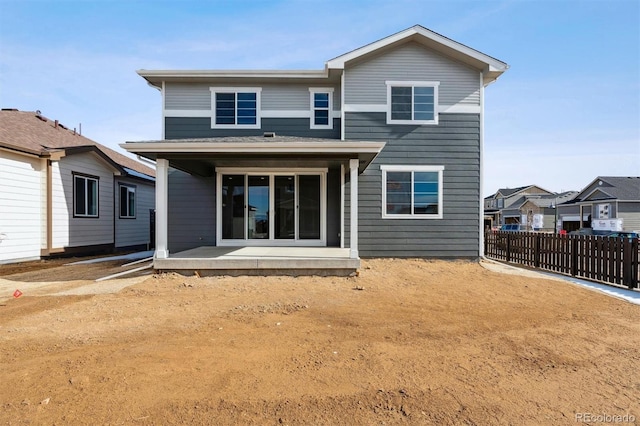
0,258 -> 639,425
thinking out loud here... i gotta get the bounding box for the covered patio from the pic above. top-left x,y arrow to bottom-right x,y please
122,135 -> 385,275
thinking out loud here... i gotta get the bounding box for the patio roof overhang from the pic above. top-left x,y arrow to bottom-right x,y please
121,136 -> 386,176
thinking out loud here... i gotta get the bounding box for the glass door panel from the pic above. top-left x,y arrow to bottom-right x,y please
221,175 -> 245,239
274,176 -> 295,239
298,175 -> 321,240
248,175 -> 269,239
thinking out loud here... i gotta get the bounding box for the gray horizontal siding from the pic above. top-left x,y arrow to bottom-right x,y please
345,112 -> 481,258
164,83 -> 341,111
165,84 -> 211,110
345,41 -> 480,106
115,178 -> 155,248
165,117 -> 340,139
168,169 -> 216,252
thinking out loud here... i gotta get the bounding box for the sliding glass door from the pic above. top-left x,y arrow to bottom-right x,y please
248,176 -> 269,239
274,176 -> 295,239
218,170 -> 325,246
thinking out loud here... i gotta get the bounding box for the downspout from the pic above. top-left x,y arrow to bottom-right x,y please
161,80 -> 166,140
479,71 -> 485,259
45,159 -> 53,255
340,70 -> 345,141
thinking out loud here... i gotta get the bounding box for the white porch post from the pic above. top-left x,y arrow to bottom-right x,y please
340,163 -> 345,248
349,158 -> 359,259
155,158 -> 169,259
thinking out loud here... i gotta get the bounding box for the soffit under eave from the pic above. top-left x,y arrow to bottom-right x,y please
139,72 -> 340,88
0,143 -> 46,158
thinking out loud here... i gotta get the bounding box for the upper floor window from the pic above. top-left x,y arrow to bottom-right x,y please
309,88 -> 333,129
210,87 -> 261,128
119,185 -> 136,219
386,81 -> 439,125
381,165 -> 444,219
73,173 -> 99,218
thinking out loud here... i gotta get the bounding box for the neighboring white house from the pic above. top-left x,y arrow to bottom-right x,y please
0,109 -> 156,264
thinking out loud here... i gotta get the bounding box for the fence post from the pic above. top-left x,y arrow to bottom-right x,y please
622,238 -> 639,289
506,233 -> 511,263
534,234 -> 540,268
570,235 -> 578,277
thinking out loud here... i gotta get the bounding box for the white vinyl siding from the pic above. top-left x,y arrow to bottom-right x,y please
0,151 -> 44,263
344,41 -> 480,106
52,152 -> 115,248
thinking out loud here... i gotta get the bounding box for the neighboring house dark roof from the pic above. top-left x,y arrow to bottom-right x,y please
520,191 -> 579,208
497,186 -> 530,197
0,109 -> 155,179
580,176 -> 640,201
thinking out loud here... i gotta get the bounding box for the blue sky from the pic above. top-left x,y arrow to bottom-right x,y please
1,0 -> 638,196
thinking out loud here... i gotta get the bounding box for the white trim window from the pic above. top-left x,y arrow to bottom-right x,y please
381,165 -> 444,219
309,88 -> 333,129
119,185 -> 136,219
73,173 -> 99,218
597,203 -> 610,219
210,87 -> 261,128
386,81 -> 439,125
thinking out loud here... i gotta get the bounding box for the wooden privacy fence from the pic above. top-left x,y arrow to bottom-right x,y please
484,231 -> 639,289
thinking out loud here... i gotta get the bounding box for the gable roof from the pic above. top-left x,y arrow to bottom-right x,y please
326,25 -> 508,85
495,185 -> 531,197
492,184 -> 553,198
0,110 -> 155,179
516,191 -> 579,208
138,25 -> 508,88
577,176 -> 640,201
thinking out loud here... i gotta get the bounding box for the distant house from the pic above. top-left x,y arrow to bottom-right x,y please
122,25 -> 509,272
556,176 -> 640,233
0,109 -> 156,263
484,185 -> 553,228
484,185 -> 577,232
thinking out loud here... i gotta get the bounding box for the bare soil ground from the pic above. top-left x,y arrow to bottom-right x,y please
0,258 -> 639,425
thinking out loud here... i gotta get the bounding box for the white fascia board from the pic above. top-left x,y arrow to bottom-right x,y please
326,25 -> 508,75
120,141 -> 386,154
137,69 -> 328,80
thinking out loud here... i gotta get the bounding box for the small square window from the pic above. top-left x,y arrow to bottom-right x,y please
381,165 -> 443,219
386,81 -> 439,125
211,87 -> 261,128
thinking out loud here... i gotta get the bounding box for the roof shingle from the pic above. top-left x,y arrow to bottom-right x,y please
0,110 -> 155,178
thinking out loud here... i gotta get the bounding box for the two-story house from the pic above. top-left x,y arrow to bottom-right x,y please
483,185 -> 552,228
484,186 -> 577,232
122,25 -> 508,273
